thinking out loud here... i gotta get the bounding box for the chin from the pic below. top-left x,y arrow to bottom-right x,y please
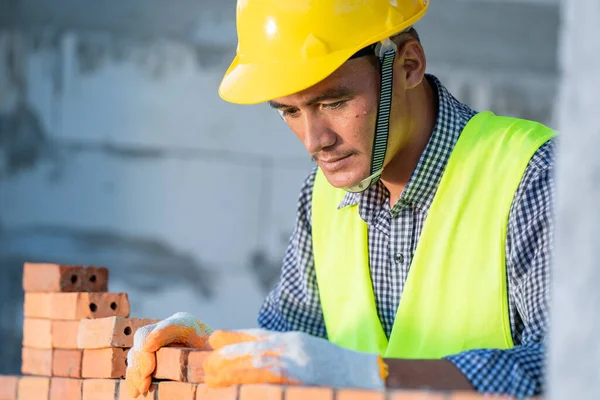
322,169 -> 369,189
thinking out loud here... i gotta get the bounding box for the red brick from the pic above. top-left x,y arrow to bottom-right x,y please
24,293 -> 129,320
153,347 -> 190,382
389,390 -> 448,399
18,376 -> 50,400
52,320 -> 81,349
239,384 -> 283,400
23,262 -> 108,293
194,384 -> 238,400
152,348 -> 211,383
50,293 -> 130,320
22,318 -> 52,349
157,382 -> 196,400
23,293 -> 52,319
118,382 -> 157,400
82,379 -> 119,400
285,387 -> 333,400
336,389 -> 386,400
53,349 -> 83,378
186,350 -> 212,383
82,348 -> 129,379
49,378 -> 83,400
21,347 -> 53,376
0,375 -> 19,400
78,317 -> 159,349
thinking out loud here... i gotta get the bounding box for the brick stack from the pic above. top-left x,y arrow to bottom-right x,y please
0,262 -> 539,399
4,262 -> 163,400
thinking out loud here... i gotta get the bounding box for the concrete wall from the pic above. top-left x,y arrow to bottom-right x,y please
0,0 -> 559,373
549,0 -> 600,399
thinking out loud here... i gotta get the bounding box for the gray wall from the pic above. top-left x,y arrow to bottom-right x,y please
549,0 -> 600,398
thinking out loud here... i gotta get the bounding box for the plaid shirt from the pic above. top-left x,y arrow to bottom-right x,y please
257,74 -> 555,398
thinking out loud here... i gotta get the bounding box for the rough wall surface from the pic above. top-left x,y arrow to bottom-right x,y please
549,0 -> 600,399
1,0 -> 559,374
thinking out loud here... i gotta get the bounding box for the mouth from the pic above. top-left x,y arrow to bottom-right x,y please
318,153 -> 353,172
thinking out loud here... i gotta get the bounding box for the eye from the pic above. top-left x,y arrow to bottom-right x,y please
280,108 -> 299,118
323,100 -> 347,110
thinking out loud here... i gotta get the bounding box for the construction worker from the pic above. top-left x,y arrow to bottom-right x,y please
124,0 -> 556,398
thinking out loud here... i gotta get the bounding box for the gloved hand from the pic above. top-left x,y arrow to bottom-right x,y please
204,329 -> 388,390
125,312 -> 213,398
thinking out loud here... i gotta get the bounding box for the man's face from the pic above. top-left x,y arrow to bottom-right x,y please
269,58 -> 382,188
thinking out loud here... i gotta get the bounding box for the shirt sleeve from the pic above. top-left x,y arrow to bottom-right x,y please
257,167 -> 328,339
444,139 -> 556,397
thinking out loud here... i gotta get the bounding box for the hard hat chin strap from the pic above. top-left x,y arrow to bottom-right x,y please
342,39 -> 397,193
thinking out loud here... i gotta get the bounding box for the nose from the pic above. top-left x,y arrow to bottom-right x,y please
302,113 -> 336,155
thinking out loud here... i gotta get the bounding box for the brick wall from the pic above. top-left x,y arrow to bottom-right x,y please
3,262 -> 542,400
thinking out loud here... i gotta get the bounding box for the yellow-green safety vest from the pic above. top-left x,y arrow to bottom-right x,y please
311,111 -> 556,359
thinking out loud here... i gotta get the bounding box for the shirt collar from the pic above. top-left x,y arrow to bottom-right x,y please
338,74 -> 477,215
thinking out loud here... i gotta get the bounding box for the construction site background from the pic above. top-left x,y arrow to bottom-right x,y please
3,2 -> 595,399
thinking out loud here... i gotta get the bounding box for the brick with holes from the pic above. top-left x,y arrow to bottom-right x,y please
82,348 -> 129,379
49,292 -> 130,320
78,317 -> 160,349
23,262 -> 108,292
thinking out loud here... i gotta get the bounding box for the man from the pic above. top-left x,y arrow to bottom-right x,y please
124,0 -> 556,398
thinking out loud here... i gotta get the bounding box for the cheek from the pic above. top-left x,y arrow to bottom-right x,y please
338,106 -> 377,152
285,120 -> 306,144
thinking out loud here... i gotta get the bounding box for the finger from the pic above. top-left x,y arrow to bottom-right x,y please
134,350 -> 156,380
203,341 -> 282,375
139,374 -> 152,395
124,367 -> 141,398
144,324 -> 208,352
126,380 -> 140,398
125,348 -> 156,395
208,329 -> 269,350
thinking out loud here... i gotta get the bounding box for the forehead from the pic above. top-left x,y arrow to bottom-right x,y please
272,57 -> 376,105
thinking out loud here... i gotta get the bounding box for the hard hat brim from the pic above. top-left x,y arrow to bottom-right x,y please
218,47 -> 360,105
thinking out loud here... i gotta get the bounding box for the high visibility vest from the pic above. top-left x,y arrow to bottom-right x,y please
311,111 -> 556,358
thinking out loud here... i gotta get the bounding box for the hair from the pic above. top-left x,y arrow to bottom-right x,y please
390,26 -> 421,46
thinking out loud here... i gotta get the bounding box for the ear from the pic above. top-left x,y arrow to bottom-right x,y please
396,40 -> 426,90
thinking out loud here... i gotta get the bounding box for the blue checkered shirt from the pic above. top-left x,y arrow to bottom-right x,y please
257,74 -> 555,398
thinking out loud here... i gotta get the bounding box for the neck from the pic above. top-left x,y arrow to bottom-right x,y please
380,78 -> 438,208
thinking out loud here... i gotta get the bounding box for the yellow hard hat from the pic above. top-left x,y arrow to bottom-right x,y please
219,0 -> 430,105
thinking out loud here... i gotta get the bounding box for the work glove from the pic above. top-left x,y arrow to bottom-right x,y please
204,329 -> 388,390
125,312 -> 213,398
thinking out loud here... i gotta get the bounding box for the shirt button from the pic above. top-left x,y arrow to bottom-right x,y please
394,252 -> 405,264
